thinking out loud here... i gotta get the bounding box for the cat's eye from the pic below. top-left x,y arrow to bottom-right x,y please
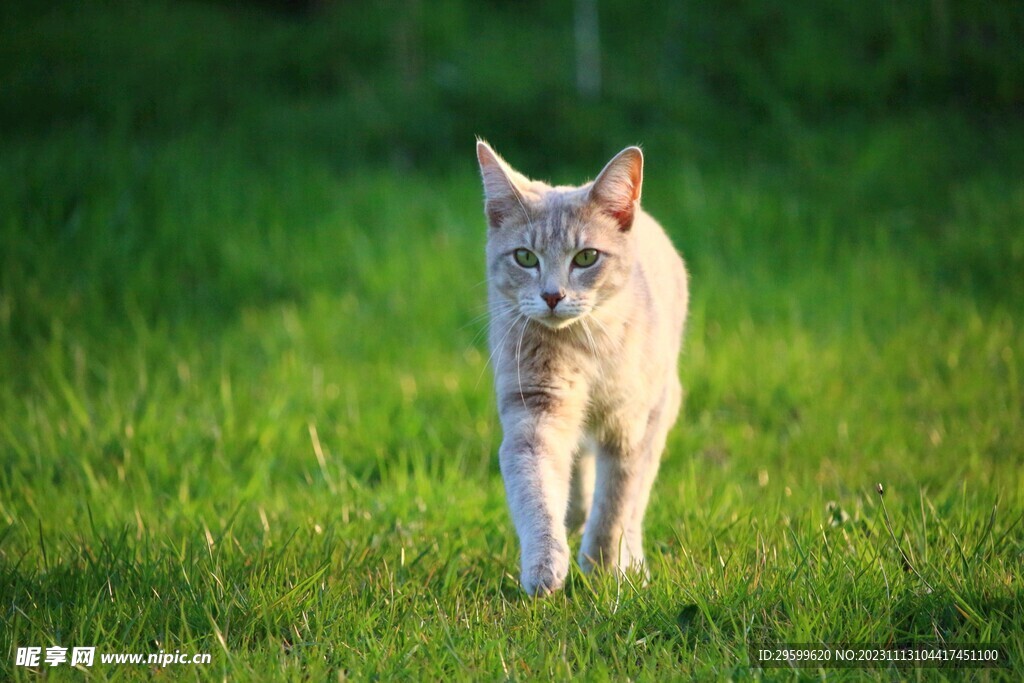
514,248 -> 539,268
573,249 -> 599,268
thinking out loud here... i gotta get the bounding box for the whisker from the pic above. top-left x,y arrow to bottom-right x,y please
460,311 -> 493,330
516,315 -> 531,408
459,302 -> 516,332
476,313 -> 524,389
510,184 -> 536,234
467,304 -> 520,347
580,317 -> 606,387
469,324 -> 490,347
588,314 -> 622,351
594,306 -> 653,349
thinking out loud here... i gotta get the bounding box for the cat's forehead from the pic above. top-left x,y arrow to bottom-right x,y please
488,182 -> 622,251
528,187 -> 593,244
540,185 -> 590,212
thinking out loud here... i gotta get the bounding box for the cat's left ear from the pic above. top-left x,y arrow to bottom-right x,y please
476,140 -> 531,229
590,146 -> 643,231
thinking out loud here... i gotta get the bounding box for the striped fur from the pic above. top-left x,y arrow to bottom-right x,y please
477,141 -> 689,596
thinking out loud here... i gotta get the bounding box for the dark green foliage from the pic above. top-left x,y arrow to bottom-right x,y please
3,1 -> 1021,171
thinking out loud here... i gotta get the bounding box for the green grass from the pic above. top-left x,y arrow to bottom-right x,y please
2,2 -> 1023,680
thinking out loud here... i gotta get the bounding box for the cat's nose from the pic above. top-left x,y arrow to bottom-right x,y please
541,291 -> 565,310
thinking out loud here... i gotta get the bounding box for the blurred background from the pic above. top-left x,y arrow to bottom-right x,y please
3,0 -> 1023,328
6,0 -> 1023,167
2,0 -> 1022,335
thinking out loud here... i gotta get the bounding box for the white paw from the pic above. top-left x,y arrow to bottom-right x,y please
520,543 -> 570,596
578,545 -> 647,579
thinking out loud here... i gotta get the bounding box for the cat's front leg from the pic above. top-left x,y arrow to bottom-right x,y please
499,403 -> 583,596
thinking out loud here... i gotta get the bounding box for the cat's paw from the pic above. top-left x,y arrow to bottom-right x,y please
521,560 -> 568,596
520,545 -> 570,596
578,546 -> 648,583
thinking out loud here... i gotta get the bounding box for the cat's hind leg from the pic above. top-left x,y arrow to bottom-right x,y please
579,381 -> 680,576
623,379 -> 681,565
565,438 -> 596,535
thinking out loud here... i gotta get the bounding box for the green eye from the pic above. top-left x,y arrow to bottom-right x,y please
514,248 -> 539,268
573,249 -> 599,268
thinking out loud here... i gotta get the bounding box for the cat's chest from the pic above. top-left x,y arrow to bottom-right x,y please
583,359 -> 646,415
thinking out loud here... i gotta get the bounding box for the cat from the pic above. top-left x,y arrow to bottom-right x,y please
476,140 -> 689,596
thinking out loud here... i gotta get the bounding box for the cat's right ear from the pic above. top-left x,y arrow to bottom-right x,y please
476,140 -> 529,229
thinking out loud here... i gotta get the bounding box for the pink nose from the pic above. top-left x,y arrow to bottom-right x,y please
541,291 -> 565,310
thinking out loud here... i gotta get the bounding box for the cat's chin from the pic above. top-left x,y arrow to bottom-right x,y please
533,313 -> 581,330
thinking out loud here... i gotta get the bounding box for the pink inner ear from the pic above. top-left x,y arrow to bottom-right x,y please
605,197 -> 636,230
594,154 -> 642,230
598,172 -> 634,231
596,192 -> 636,230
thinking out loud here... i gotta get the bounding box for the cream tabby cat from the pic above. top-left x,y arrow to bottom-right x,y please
476,140 -> 688,596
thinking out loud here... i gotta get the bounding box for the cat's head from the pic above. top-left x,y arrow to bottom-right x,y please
476,140 -> 642,330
